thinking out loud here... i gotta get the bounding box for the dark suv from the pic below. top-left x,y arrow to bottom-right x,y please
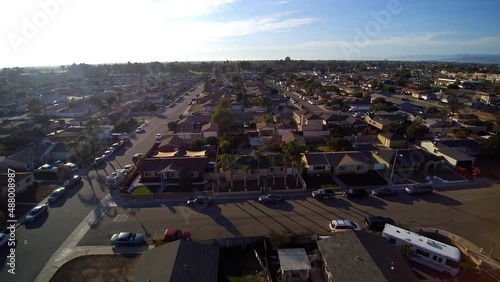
363,216 -> 396,232
343,188 -> 369,199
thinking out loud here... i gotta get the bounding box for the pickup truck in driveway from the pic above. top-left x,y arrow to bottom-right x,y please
311,188 -> 336,200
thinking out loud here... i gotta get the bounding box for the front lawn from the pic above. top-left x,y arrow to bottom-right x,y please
311,146 -> 330,152
132,185 -> 161,194
337,170 -> 387,187
303,174 -> 339,189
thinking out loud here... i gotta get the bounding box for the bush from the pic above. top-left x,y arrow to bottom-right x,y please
152,237 -> 166,247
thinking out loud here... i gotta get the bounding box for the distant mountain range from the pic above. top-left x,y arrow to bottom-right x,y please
385,54 -> 500,64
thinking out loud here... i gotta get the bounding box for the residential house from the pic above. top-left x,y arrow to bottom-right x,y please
229,155 -> 285,181
139,156 -> 207,184
0,172 -> 35,197
256,122 -> 275,136
424,119 -> 461,134
453,114 -> 479,125
377,133 -> 406,149
421,141 -> 475,167
131,240 -> 219,282
158,135 -> 185,152
50,142 -> 77,162
436,139 -> 480,156
302,152 -> 372,175
6,143 -> 55,171
365,113 -> 407,131
54,105 -> 94,118
282,133 -> 306,145
201,122 -> 219,138
371,149 -> 445,176
317,231 -> 420,282
275,121 -> 294,136
293,110 -> 324,131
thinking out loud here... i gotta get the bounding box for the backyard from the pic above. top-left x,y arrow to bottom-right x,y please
218,248 -> 267,282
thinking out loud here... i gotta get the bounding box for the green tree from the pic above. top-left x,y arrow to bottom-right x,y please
253,147 -> 264,188
406,117 -> 428,140
106,96 -> 117,110
211,98 -> 235,134
167,121 -> 177,132
481,135 -> 500,158
282,139 -> 307,188
447,95 -> 461,116
386,122 -> 406,136
241,164 -> 250,191
438,107 -> 451,133
27,97 -> 43,115
206,136 -> 218,146
399,243 -> 415,261
191,138 -> 205,150
325,137 -> 353,151
292,160 -> 305,187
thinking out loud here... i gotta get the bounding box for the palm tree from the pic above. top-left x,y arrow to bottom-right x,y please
253,147 -> 264,188
217,154 -> 235,191
282,139 -> 307,188
241,165 -> 250,191
292,160 -> 305,188
268,155 -> 279,188
438,107 -> 451,134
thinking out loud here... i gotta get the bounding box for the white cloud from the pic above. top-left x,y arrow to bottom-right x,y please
272,0 -> 292,5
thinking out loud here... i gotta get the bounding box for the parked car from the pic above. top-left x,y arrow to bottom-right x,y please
0,232 -> 8,250
405,184 -> 433,195
135,126 -> 144,133
93,156 -> 105,167
111,143 -> 120,150
343,188 -> 369,199
110,232 -> 145,245
37,164 -> 58,172
187,195 -> 212,207
123,164 -> 136,174
311,188 -> 336,200
258,194 -> 283,204
363,216 -> 396,232
371,187 -> 396,197
329,219 -> 362,232
155,133 -> 163,141
132,153 -> 143,163
63,162 -> 78,172
65,174 -> 82,188
25,204 -> 48,223
163,229 -> 191,242
102,150 -> 113,159
47,187 -> 66,203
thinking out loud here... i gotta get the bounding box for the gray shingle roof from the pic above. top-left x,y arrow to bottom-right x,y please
317,231 -> 420,282
132,240 -> 219,282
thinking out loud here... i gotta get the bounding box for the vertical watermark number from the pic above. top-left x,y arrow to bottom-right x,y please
6,168 -> 17,275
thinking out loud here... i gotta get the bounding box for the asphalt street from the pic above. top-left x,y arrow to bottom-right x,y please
0,84 -> 202,282
79,184 -> 500,261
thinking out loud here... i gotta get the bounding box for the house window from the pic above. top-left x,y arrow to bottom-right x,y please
189,171 -> 199,178
144,171 -> 159,177
338,166 -> 346,172
356,165 -> 364,171
313,165 -> 325,171
251,169 -> 259,175
169,172 -> 179,179
232,170 -> 240,176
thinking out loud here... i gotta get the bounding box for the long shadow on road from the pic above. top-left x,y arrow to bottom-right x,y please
185,203 -> 242,237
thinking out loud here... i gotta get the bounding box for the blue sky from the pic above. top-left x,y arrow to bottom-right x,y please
1,0 -> 500,67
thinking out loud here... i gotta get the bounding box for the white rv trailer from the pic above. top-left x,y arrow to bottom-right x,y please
382,224 -> 460,276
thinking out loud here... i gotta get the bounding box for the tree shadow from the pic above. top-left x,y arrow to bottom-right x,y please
417,192 -> 462,206
378,192 -> 417,205
348,196 -> 388,210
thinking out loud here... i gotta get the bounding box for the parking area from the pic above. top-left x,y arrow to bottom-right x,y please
77,185 -> 500,262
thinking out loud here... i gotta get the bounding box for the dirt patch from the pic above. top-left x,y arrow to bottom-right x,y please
50,254 -> 140,282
